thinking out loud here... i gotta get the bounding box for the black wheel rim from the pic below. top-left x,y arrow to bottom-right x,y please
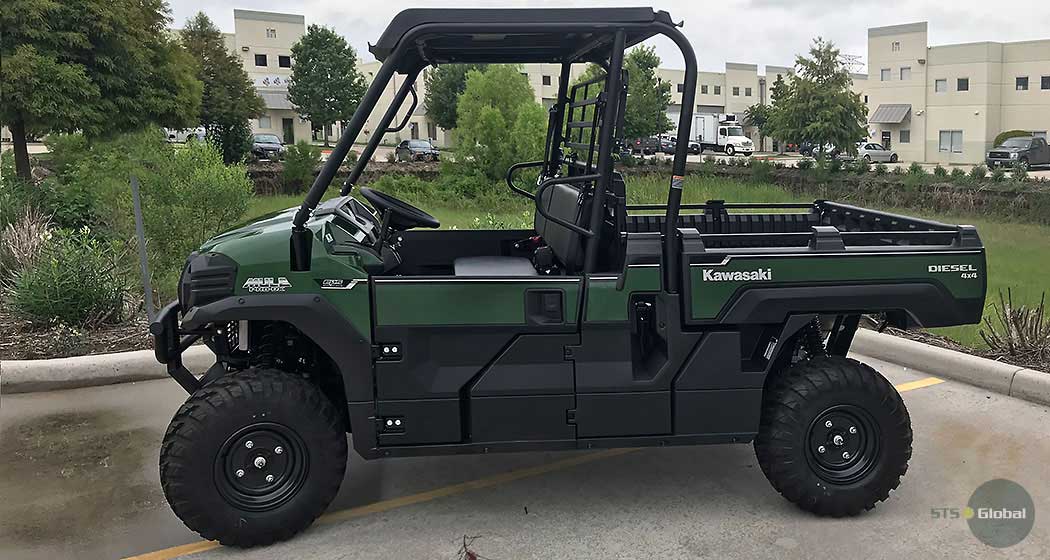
805,405 -> 880,484
215,422 -> 309,512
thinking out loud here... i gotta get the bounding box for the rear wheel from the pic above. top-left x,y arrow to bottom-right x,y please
755,357 -> 911,517
889,153 -> 898,163
160,369 -> 347,547
863,154 -> 872,163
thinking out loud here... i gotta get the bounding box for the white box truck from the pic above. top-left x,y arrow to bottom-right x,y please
694,114 -> 753,156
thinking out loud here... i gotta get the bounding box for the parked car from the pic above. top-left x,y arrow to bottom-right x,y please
986,136 -> 1050,170
659,136 -> 676,154
799,141 -> 840,158
395,139 -> 440,162
250,133 -> 286,161
855,142 -> 898,163
687,140 -> 702,154
630,137 -> 660,155
164,127 -> 206,143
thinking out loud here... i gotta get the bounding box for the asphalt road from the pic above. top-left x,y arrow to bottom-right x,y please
2,355 -> 1047,560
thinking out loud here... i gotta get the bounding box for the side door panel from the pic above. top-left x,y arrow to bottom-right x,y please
371,277 -> 581,446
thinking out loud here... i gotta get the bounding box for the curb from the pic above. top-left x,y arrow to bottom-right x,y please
1,346 -> 214,394
852,329 -> 1050,407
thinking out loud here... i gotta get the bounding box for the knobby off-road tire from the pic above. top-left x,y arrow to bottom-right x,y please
160,369 -> 347,547
755,356 -> 912,517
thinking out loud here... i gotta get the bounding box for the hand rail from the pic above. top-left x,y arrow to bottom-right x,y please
385,85 -> 418,133
505,160 -> 545,200
534,173 -> 601,237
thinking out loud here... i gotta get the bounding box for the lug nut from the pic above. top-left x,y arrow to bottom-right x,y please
849,426 -> 857,434
842,451 -> 851,460
254,456 -> 267,468
235,469 -> 245,478
245,440 -> 254,449
832,435 -> 844,446
817,445 -> 826,454
274,446 -> 283,455
265,474 -> 275,483
825,420 -> 833,428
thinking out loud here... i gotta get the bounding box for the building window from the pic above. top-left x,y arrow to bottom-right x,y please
266,28 -> 277,39
258,116 -> 272,129
957,78 -> 969,91
1041,76 -> 1050,90
732,86 -> 740,96
714,85 -> 721,95
1016,77 -> 1029,91
542,75 -> 551,86
864,95 -> 869,104
891,41 -> 901,52
938,130 -> 963,153
880,68 -> 891,81
900,67 -> 911,81
745,87 -> 752,96
701,84 -> 708,94
935,79 -> 947,93
677,83 -> 684,93
899,130 -> 910,144
428,122 -> 438,140
278,55 -> 291,68
254,54 -> 267,67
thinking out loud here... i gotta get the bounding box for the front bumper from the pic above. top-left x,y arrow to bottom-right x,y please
150,301 -> 203,393
986,158 -> 1016,168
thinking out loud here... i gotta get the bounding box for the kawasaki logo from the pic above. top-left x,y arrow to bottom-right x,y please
701,268 -> 773,282
243,277 -> 291,292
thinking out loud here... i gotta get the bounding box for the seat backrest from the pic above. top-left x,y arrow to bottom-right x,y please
534,183 -> 590,273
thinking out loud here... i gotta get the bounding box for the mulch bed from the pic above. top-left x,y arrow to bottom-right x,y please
880,326 -> 1049,373
0,309 -> 153,361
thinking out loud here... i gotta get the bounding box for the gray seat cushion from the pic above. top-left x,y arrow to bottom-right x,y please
454,256 -> 538,277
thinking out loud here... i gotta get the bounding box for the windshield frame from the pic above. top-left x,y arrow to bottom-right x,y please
254,134 -> 282,144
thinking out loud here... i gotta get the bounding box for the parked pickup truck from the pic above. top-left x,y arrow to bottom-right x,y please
986,136 -> 1050,170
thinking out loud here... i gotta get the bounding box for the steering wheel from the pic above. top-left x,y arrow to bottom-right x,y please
358,187 -> 440,230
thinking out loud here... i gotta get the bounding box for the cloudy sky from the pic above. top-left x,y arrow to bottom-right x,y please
167,0 -> 1050,72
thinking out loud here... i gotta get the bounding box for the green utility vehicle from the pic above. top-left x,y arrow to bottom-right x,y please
152,8 -> 987,547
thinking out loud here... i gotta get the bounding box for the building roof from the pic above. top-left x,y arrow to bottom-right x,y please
869,104 -> 911,124
260,91 -> 294,110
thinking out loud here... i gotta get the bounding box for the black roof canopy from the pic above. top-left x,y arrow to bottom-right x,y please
369,8 -> 675,71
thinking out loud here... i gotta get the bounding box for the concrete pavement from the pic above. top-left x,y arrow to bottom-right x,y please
1,355 -> 1047,560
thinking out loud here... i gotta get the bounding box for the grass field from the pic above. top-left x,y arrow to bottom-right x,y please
245,174 -> 1047,349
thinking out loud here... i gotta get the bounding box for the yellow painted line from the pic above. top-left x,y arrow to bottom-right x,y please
127,376 -> 944,559
895,376 -> 945,393
123,448 -> 634,560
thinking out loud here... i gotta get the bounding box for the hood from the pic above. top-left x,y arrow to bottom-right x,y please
727,135 -> 753,145
255,141 -> 284,149
199,206 -> 299,253
990,145 -> 1025,153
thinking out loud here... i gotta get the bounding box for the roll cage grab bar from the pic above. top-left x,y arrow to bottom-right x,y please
293,19 -> 698,294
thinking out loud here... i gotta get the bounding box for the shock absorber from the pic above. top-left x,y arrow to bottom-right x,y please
252,322 -> 282,369
801,317 -> 827,358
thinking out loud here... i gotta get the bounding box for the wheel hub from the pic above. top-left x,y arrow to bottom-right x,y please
806,405 -> 880,484
215,423 -> 309,511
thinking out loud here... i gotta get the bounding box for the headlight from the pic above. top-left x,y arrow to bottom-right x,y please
1009,152 -> 1018,159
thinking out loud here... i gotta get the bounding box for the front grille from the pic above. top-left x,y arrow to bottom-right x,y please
989,152 -> 1010,159
179,252 -> 237,310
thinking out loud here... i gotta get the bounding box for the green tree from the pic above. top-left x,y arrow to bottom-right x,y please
766,38 -> 868,157
574,46 -> 672,139
452,65 -> 547,183
287,25 -> 367,147
1,0 -> 202,180
180,12 -> 264,163
423,64 -> 488,130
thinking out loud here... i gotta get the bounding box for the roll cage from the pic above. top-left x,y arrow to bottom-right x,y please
290,7 -> 698,292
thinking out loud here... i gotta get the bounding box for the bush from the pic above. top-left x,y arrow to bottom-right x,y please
281,141 -> 321,193
990,167 -> 1007,182
750,160 -> 774,183
63,131 -> 252,297
0,207 -> 51,283
385,150 -> 397,163
796,159 -> 813,170
969,165 -> 987,182
907,161 -> 925,175
993,129 -> 1031,148
890,166 -> 905,176
207,121 -> 254,164
44,133 -> 91,179
949,167 -> 967,183
1012,161 -> 1029,183
933,165 -> 948,179
852,158 -> 871,174
979,289 -> 1048,363
347,150 -> 359,164
873,162 -> 888,175
7,228 -> 129,327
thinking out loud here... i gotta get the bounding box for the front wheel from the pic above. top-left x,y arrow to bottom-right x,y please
725,145 -> 736,156
755,356 -> 912,517
889,153 -> 898,163
160,369 -> 348,547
